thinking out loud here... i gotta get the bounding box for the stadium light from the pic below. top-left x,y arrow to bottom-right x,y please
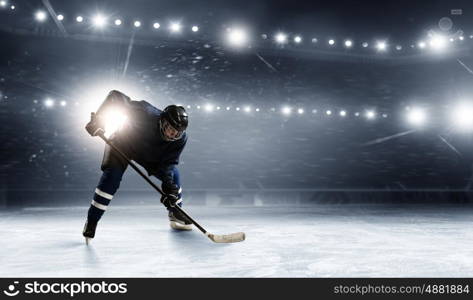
451,102 -> 473,131
76,16 -> 84,23
366,110 -> 376,119
294,36 -> 302,43
204,104 -> 214,112
429,35 -> 447,50
44,98 -> 54,108
244,106 -> 251,113
275,33 -> 288,44
281,106 -> 292,115
114,19 -> 122,26
376,41 -> 387,51
396,45 -> 402,51
406,108 -> 427,126
0,1 -> 6,8
227,27 -> 248,47
134,20 -> 141,28
340,110 -> 347,117
192,25 -> 199,32
103,109 -> 128,138
326,110 -> 332,115
344,40 -> 353,48
92,14 -> 107,28
57,14 -> 64,21
170,22 -> 181,33
153,22 -> 160,29
60,100 -> 67,107
297,108 -> 304,114
328,39 -> 335,46
35,11 -> 47,22
362,42 -> 369,48
418,41 -> 426,49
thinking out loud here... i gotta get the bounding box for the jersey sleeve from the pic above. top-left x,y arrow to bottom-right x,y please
127,100 -> 160,120
96,90 -> 158,120
152,134 -> 188,183
95,90 -> 133,115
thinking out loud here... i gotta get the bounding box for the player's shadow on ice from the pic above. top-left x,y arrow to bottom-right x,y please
50,240 -> 87,248
49,239 -> 101,267
82,243 -> 101,266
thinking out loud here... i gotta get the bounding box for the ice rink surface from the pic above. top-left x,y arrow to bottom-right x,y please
1,204 -> 472,277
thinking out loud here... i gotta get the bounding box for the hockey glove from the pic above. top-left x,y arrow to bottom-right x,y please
160,194 -> 179,208
162,182 -> 179,195
85,112 -> 105,136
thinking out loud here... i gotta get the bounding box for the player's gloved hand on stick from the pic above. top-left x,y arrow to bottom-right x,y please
162,181 -> 179,195
85,112 -> 105,136
160,182 -> 180,208
160,194 -> 179,208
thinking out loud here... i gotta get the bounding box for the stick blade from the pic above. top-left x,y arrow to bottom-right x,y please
207,232 -> 246,243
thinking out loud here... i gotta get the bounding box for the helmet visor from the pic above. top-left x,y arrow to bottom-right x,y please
160,118 -> 185,141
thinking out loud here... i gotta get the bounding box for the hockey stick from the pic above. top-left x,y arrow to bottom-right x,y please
94,129 -> 245,243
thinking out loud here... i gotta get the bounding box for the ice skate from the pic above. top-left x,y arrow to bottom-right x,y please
168,208 -> 192,231
82,219 -> 98,244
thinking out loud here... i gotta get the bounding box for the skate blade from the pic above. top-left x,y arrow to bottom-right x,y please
170,221 -> 192,231
85,237 -> 92,245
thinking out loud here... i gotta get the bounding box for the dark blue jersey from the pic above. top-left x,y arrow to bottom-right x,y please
112,99 -> 187,183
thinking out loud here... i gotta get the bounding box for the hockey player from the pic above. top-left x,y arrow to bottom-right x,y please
82,90 -> 191,242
